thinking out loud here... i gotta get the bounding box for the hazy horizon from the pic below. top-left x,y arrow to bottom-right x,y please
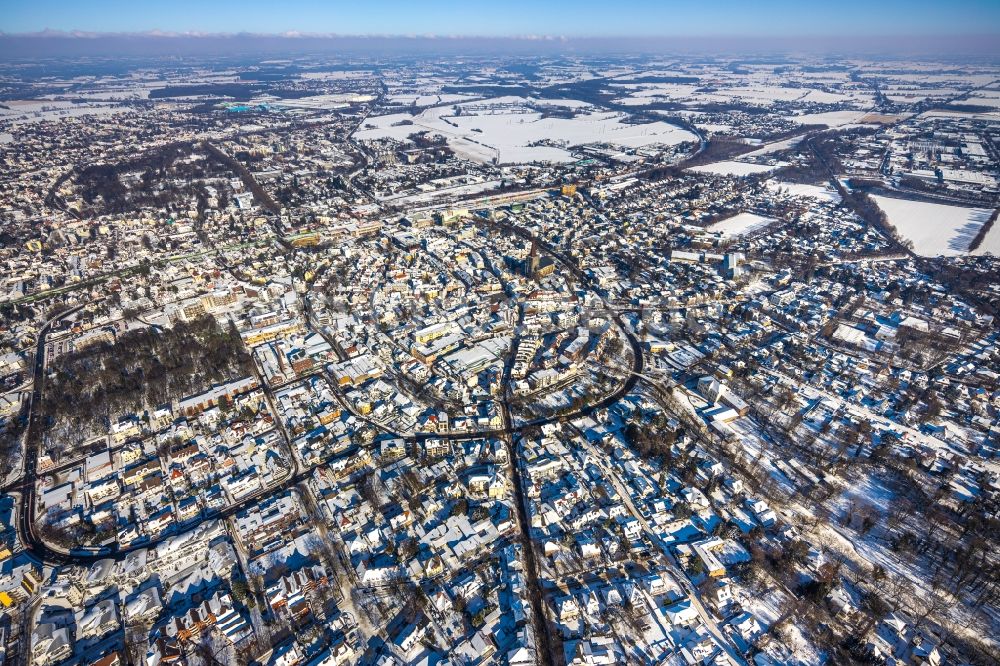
3,0 -> 1000,60
2,32 -> 1000,61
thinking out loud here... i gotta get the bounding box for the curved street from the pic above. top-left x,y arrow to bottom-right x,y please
8,224 -> 645,569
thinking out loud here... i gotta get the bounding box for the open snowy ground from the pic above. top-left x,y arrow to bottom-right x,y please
696,85 -> 872,107
783,110 -> 870,127
870,194 -> 993,256
608,82 -> 702,106
269,93 -> 375,110
354,95 -> 697,164
388,93 -> 480,106
707,212 -> 777,237
688,160 -> 784,176
768,181 -> 841,203
921,109 -> 1000,122
0,99 -> 130,125
963,89 -> 1000,108
972,217 -> 1000,256
741,135 -> 807,158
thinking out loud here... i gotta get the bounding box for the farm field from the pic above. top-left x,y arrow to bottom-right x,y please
871,194 -> 993,256
707,211 -> 777,237
688,160 -> 784,176
354,95 -> 697,163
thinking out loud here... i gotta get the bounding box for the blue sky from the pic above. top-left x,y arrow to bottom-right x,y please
4,0 -> 999,36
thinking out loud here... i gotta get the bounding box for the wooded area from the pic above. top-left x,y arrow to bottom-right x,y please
42,316 -> 253,452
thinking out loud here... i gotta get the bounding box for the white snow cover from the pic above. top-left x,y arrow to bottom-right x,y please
353,95 -> 697,164
783,110 -> 870,127
697,85 -> 871,107
388,93 -> 479,106
768,181 -> 841,203
972,218 -> 1000,256
688,161 -> 784,176
708,212 -> 777,237
741,135 -> 807,158
871,194 -> 993,257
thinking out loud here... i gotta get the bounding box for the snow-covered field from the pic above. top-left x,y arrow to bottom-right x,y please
972,217 -> 1000,256
388,93 -> 479,106
964,90 -> 1000,109
695,122 -> 734,133
376,179 -> 501,205
39,89 -> 152,101
354,95 -> 697,164
707,212 -> 777,237
270,93 -> 374,110
609,82 -> 702,106
871,194 -> 993,256
921,109 -> 1000,122
783,110 -> 870,127
884,88 -> 963,103
0,100 -> 130,125
697,85 -> 872,107
688,160 -> 784,176
768,181 -> 841,203
741,135 -> 806,158
300,70 -> 373,81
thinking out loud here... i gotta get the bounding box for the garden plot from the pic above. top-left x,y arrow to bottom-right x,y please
354,95 -> 697,164
870,194 -> 993,257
